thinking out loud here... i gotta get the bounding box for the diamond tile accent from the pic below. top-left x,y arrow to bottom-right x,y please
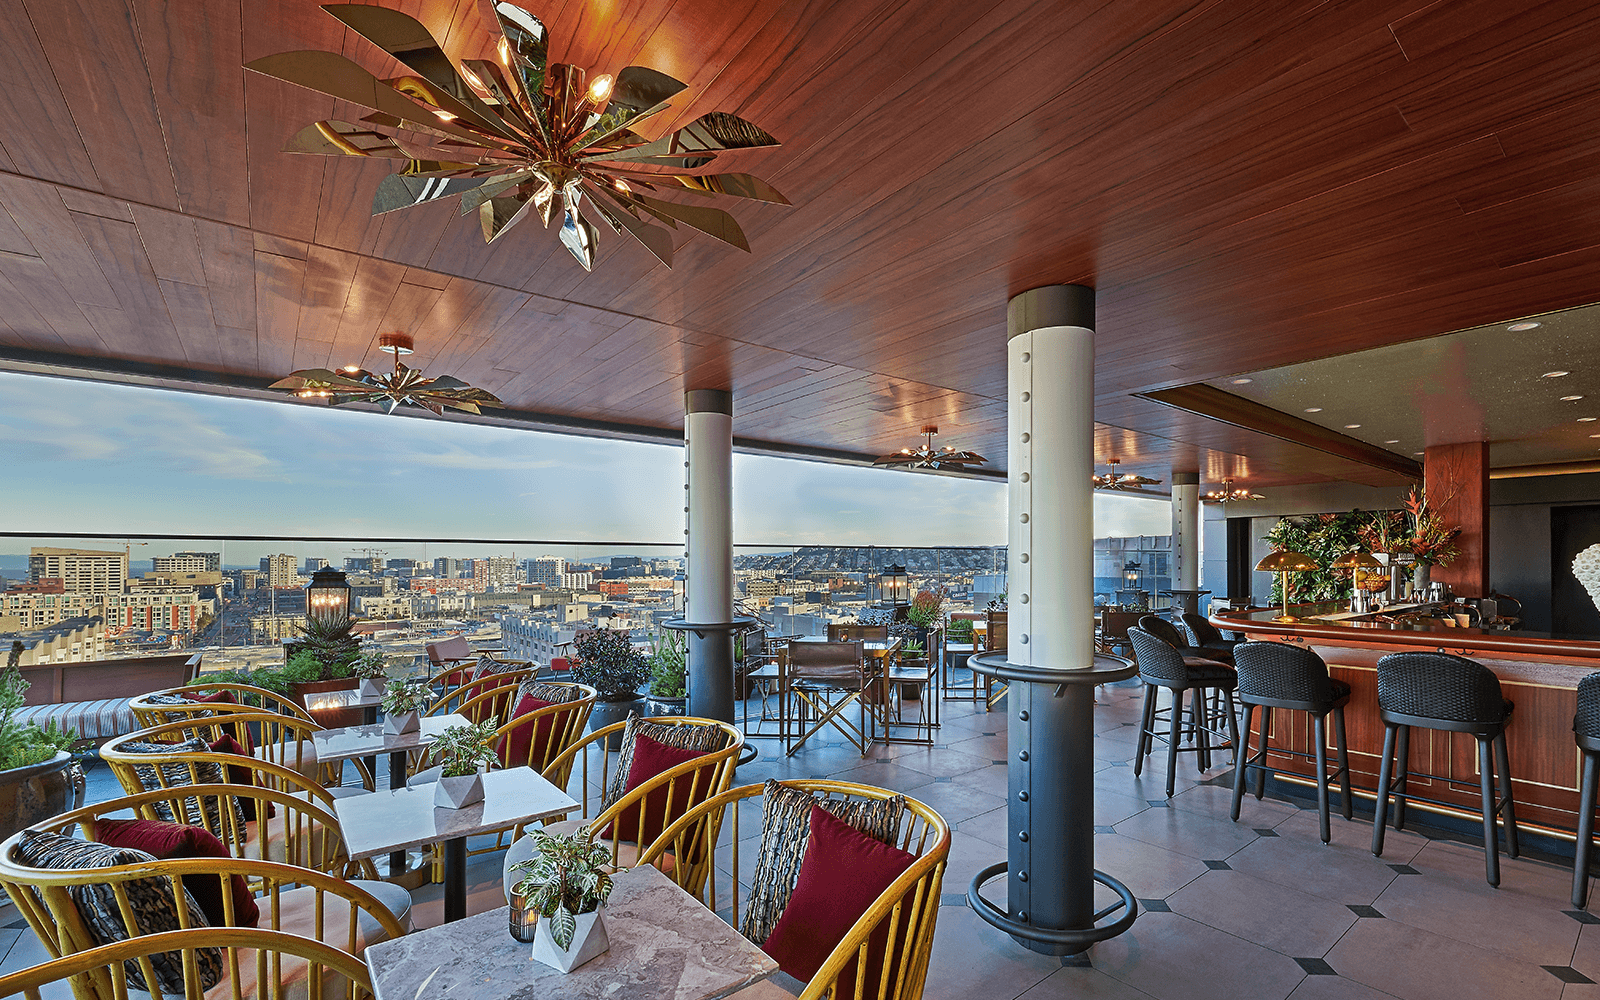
1295,958 -> 1338,976
1203,860 -> 1232,871
992,759 -> 1007,765
1387,864 -> 1420,875
1147,800 -> 1170,808
940,894 -> 966,908
1094,825 -> 1116,835
1565,909 -> 1600,925
1060,953 -> 1092,968
1347,904 -> 1384,918
1140,898 -> 1171,913
1543,966 -> 1596,985
934,776 -> 954,783
1252,828 -> 1280,837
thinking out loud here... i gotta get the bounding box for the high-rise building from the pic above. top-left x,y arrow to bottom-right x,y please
303,556 -> 329,573
28,547 -> 127,596
265,553 -> 297,588
153,551 -> 221,573
530,555 -> 566,587
432,557 -> 462,579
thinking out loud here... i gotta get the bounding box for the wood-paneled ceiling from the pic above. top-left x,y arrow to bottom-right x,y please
1,0 -> 1598,493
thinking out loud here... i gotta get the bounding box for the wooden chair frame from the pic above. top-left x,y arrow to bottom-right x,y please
785,642 -> 874,757
131,681 -> 315,728
425,668 -> 538,725
0,926 -> 377,1000
637,779 -> 951,1000
538,717 -> 744,867
105,714 -> 374,795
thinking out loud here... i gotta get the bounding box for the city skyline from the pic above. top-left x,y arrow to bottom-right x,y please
0,370 -> 1170,555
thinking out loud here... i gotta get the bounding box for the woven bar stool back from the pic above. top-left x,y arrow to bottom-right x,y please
1572,673 -> 1600,906
1127,626 -> 1238,797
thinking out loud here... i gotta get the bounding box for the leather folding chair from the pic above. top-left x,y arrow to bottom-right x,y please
786,641 -> 874,757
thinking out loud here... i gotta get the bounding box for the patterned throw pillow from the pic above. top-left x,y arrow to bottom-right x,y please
472,654 -> 514,678
118,738 -> 246,833
603,717 -> 727,808
142,693 -> 194,706
516,680 -> 582,705
739,780 -> 905,946
16,831 -> 222,992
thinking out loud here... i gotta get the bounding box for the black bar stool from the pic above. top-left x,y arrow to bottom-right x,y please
1572,672 -> 1600,907
1371,651 -> 1519,886
1138,614 -> 1231,664
1128,626 -> 1239,797
1181,613 -> 1244,662
1230,641 -> 1352,843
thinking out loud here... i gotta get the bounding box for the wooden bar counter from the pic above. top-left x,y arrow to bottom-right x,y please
1211,603 -> 1600,837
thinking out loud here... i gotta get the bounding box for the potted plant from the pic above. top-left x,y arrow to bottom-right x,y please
284,614 -> 364,727
509,826 -> 617,973
353,650 -> 389,698
0,647 -> 84,845
380,676 -> 430,735
646,631 -> 687,717
427,721 -> 498,809
569,627 -> 649,746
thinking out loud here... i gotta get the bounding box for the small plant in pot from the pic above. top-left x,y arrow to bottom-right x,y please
424,721 -> 498,809
352,650 -> 389,698
646,631 -> 687,717
569,627 -> 649,746
380,676 -> 431,735
509,826 -> 617,973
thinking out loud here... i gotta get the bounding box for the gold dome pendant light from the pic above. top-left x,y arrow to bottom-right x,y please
873,426 -> 988,471
245,3 -> 791,272
270,333 -> 504,416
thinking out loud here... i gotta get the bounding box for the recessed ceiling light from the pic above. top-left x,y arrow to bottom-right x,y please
1304,407 -> 1322,413
1590,434 -> 1600,438
1564,395 -> 1586,401
1581,417 -> 1598,423
1543,370 -> 1571,378
1508,321 -> 1542,332
1345,423 -> 1361,429
1385,439 -> 1400,444
1231,377 -> 1253,384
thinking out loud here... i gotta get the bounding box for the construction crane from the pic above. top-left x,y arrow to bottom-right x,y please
348,547 -> 388,573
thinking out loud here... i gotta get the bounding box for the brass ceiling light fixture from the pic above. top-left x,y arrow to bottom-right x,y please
873,426 -> 988,471
1092,458 -> 1162,491
245,3 -> 790,272
1203,478 -> 1266,504
269,333 -> 504,416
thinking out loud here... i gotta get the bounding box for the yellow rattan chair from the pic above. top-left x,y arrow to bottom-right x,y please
637,779 -> 950,1000
425,667 -> 538,725
0,927 -> 377,1000
490,682 -> 598,779
131,681 -> 316,728
105,714 -> 373,795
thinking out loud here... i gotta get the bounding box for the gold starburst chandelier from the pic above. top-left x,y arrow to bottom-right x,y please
873,426 -> 988,471
270,334 -> 504,416
1092,459 -> 1162,492
1203,478 -> 1266,504
244,3 -> 790,271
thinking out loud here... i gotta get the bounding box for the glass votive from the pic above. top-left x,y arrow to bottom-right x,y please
509,902 -> 539,943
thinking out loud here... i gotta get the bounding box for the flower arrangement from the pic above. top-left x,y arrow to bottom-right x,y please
1399,486 -> 1460,567
906,588 -> 947,629
430,721 -> 499,777
379,676 -> 431,716
509,826 -> 618,950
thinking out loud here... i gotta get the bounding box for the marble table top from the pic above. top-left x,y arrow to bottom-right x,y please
364,864 -> 778,1000
311,712 -> 468,763
333,766 -> 577,859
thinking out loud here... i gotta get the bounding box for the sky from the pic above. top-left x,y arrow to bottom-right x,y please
0,371 -> 1170,563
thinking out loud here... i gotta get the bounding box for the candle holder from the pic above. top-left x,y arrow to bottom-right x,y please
509,901 -> 539,943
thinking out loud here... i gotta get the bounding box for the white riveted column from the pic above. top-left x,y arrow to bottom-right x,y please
1171,471 -> 1200,614
967,284 -> 1139,956
685,389 -> 735,723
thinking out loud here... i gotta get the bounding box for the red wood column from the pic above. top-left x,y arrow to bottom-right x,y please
1424,441 -> 1489,597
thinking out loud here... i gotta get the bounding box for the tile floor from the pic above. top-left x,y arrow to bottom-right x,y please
3,679 -> 1597,1000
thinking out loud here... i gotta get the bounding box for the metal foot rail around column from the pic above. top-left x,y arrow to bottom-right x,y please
662,615 -> 761,726
966,650 -> 1141,955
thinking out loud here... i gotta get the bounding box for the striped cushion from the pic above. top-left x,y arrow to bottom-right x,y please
16,831 -> 222,992
516,680 -> 582,705
120,738 -> 246,833
603,718 -> 727,809
739,780 -> 905,946
14,699 -> 135,740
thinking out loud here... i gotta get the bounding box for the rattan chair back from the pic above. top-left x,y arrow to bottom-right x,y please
130,681 -> 315,728
426,668 -> 539,725
1137,615 -> 1187,650
1126,627 -> 1189,684
1180,613 -> 1232,647
1233,641 -> 1339,707
1578,673 -> 1600,741
490,682 -> 597,783
636,779 -> 951,1000
1375,651 -> 1509,726
105,713 -> 360,793
0,927 -> 377,1000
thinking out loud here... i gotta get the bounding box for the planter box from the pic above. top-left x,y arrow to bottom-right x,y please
384,710 -> 420,735
359,677 -> 387,699
290,677 -> 362,729
434,769 -> 485,809
531,907 -> 609,974
0,751 -> 84,844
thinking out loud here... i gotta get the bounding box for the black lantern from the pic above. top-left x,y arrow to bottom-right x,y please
1122,560 -> 1143,590
879,564 -> 910,607
306,568 -> 351,625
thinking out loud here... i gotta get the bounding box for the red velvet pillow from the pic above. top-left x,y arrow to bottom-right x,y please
597,733 -> 714,846
209,734 -> 271,821
549,657 -> 571,674
762,804 -> 917,996
94,818 -> 260,928
495,695 -> 556,767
